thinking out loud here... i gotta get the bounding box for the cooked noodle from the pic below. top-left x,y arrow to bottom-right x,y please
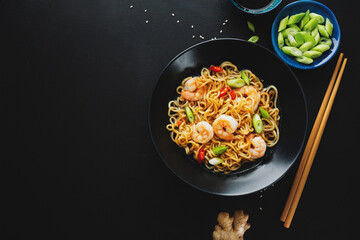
166,61 -> 280,174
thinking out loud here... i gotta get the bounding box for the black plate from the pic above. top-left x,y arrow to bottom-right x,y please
148,38 -> 308,196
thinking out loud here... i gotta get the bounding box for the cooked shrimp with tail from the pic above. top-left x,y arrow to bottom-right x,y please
212,114 -> 239,141
247,133 -> 266,159
191,121 -> 214,144
181,77 -> 205,101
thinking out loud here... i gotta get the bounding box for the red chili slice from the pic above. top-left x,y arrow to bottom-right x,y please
209,66 -> 223,72
197,148 -> 205,164
218,87 -> 230,98
230,90 -> 236,100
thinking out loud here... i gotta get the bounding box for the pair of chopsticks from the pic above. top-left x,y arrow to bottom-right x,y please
280,53 -> 348,228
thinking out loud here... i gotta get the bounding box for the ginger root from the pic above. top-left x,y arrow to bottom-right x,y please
212,210 -> 250,240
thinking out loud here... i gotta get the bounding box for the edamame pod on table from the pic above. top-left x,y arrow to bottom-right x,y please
278,16 -> 289,32
288,12 -> 305,25
185,106 -> 194,123
278,32 -> 284,48
309,13 -> 324,24
282,46 -> 303,57
227,78 -> 245,88
303,18 -> 318,31
295,56 -> 313,65
303,50 -> 322,59
311,44 -> 330,52
325,18 -> 333,37
300,10 -> 310,29
318,25 -> 329,38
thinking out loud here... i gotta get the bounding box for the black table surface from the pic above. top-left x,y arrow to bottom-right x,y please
1,0 -> 358,239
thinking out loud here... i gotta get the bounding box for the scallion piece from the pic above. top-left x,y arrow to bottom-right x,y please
241,71 -> 250,85
209,157 -> 224,166
252,113 -> 263,134
227,78 -> 245,88
309,12 -> 325,24
303,18 -> 318,31
325,18 -> 333,37
248,35 -> 259,43
300,10 -> 310,29
278,16 -> 289,32
185,106 -> 194,123
259,107 -> 270,119
311,44 -> 330,53
288,12 -> 305,25
281,46 -> 303,57
295,56 -> 313,65
318,25 -> 329,38
212,146 -> 228,155
278,32 -> 284,48
303,50 -> 322,59
247,21 -> 255,33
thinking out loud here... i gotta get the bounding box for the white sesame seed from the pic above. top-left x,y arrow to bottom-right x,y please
192,35 -> 195,38
191,25 -> 194,28
144,9 -> 147,12
223,22 -> 226,25
259,207 -> 262,210
130,5 -> 133,8
171,13 -> 175,16
199,35 -> 204,39
225,19 -> 228,22
219,30 -> 223,33
177,20 -> 180,23
145,20 -> 149,23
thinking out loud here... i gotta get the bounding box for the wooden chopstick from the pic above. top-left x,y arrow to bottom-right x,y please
280,53 -> 348,228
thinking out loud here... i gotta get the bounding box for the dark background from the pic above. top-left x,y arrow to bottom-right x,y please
1,0 -> 358,239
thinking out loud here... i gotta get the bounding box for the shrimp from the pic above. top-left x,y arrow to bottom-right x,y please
247,134 -> 266,159
191,121 -> 214,143
181,77 -> 205,101
237,86 -> 260,112
212,114 -> 239,141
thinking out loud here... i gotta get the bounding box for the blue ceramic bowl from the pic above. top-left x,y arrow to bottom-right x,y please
271,0 -> 340,69
230,0 -> 282,14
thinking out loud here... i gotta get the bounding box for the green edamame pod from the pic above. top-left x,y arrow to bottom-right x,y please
325,18 -> 333,37
278,32 -> 284,48
281,28 -> 298,38
248,35 -> 259,43
247,21 -> 255,33
303,18 -> 318,31
309,13 -> 324,24
282,46 -> 303,57
252,113 -> 263,134
299,42 -> 313,52
288,12 -> 305,25
303,50 -> 322,58
318,25 -> 329,38
227,78 -> 245,88
185,106 -> 194,123
300,10 -> 310,29
311,44 -> 330,52
212,146 -> 228,155
278,16 -> 289,32
295,56 -> 313,65
288,34 -> 297,47
319,37 -> 332,46
241,71 -> 250,85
